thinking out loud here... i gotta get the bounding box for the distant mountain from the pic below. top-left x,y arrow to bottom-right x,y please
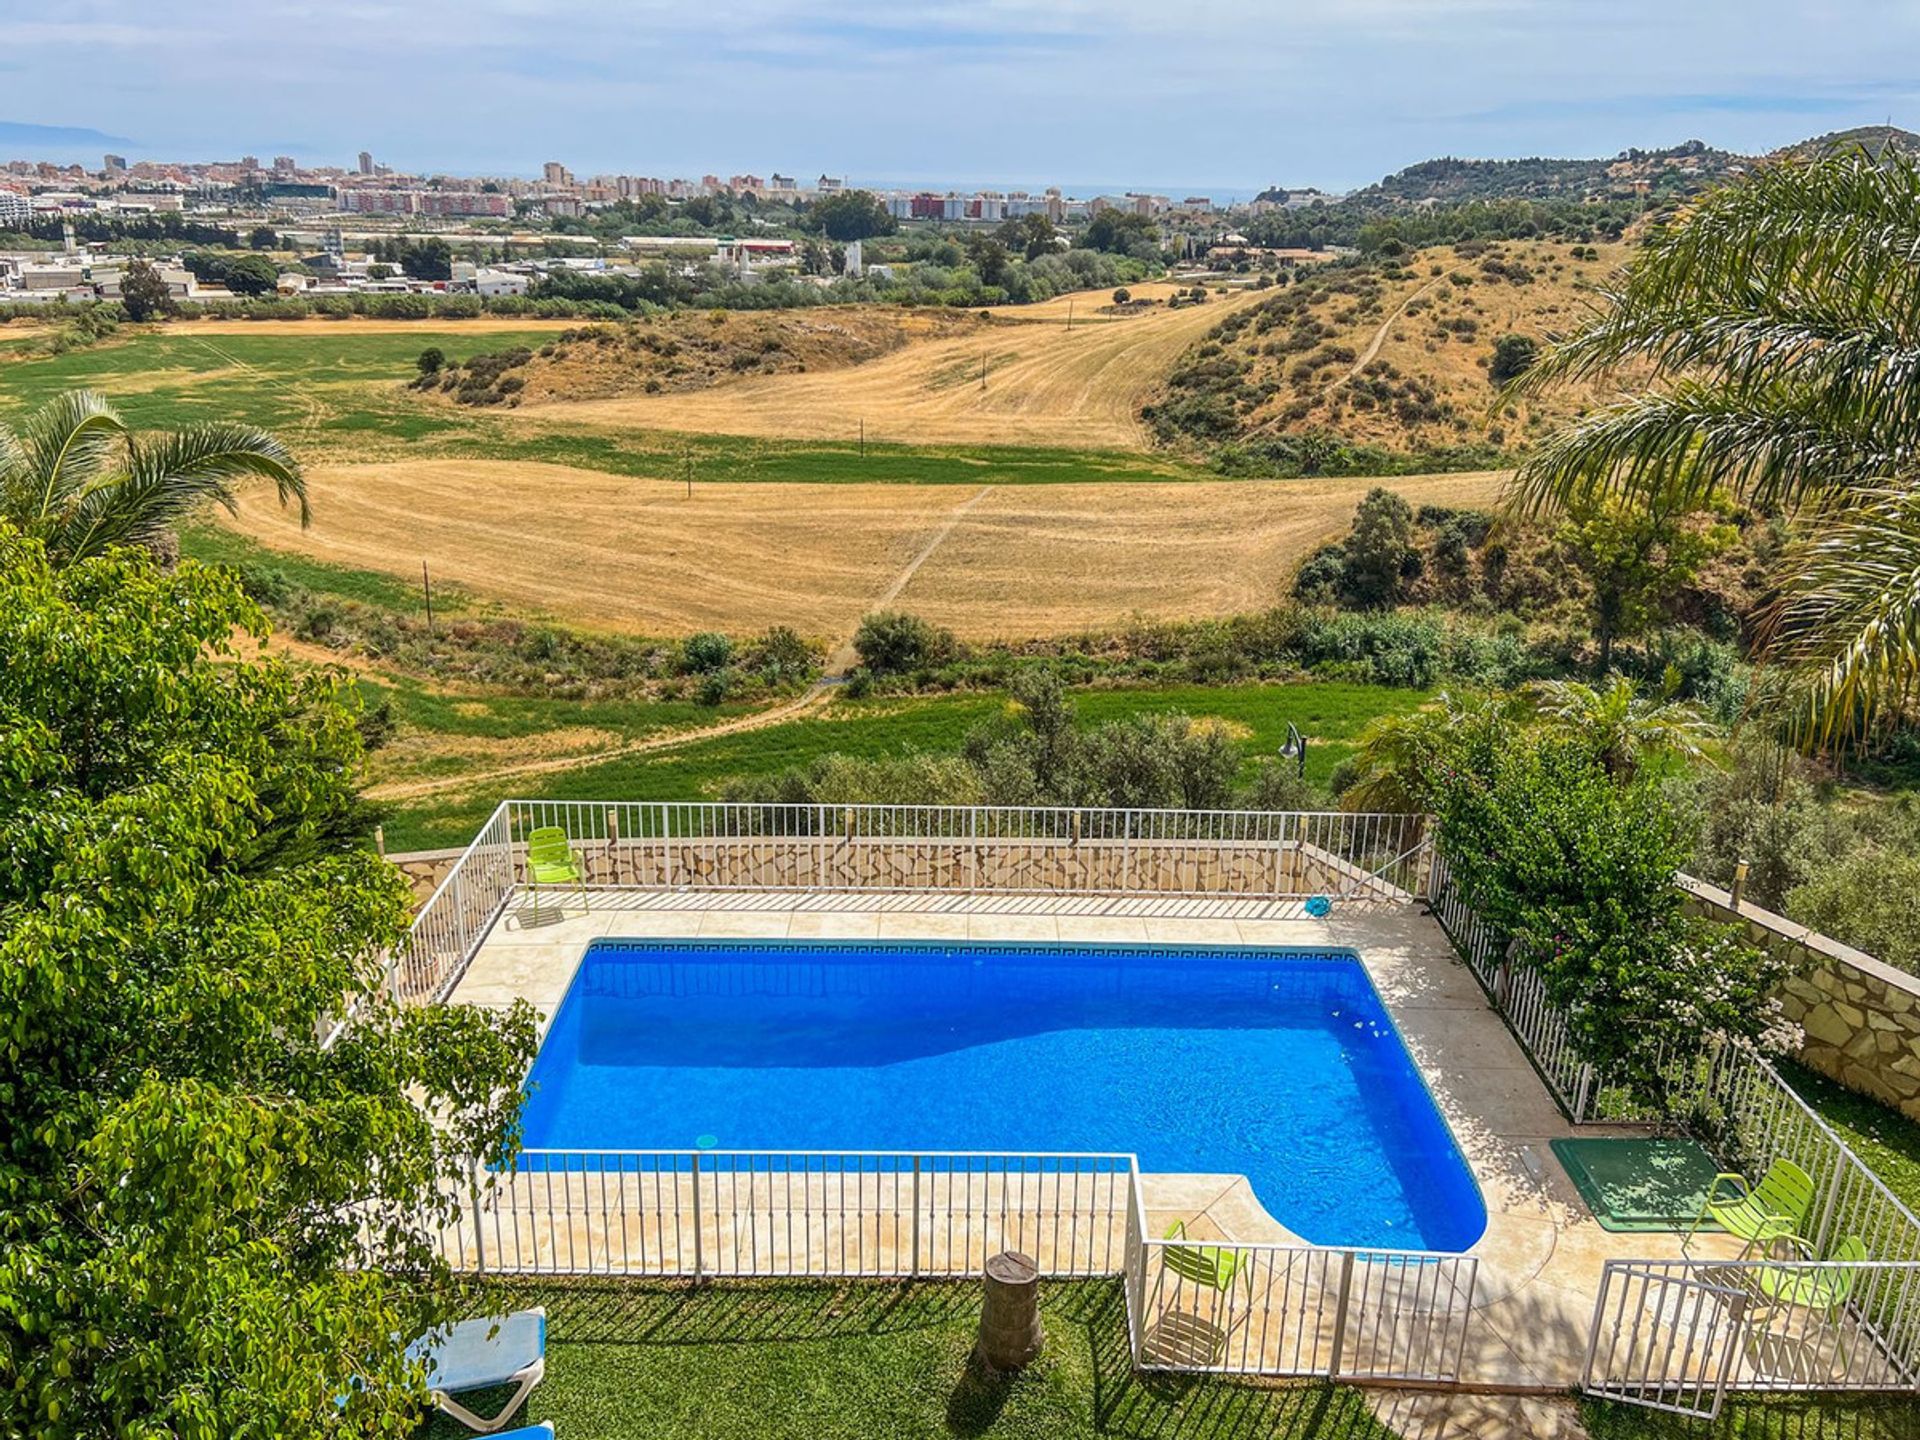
1281,127 -> 1920,212
1778,125 -> 1920,162
1345,140 -> 1745,207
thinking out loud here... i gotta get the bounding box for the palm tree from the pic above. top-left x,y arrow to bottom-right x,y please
0,390 -> 305,566
1339,690 -> 1530,812
1506,152 -> 1920,749
1522,675 -> 1716,779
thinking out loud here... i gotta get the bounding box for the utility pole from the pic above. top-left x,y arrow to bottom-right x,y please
859,417 -> 865,459
1066,298 -> 1073,333
980,349 -> 987,390
683,447 -> 694,500
421,560 -> 434,633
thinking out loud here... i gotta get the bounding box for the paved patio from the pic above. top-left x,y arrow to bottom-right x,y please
448,887 -> 1744,1390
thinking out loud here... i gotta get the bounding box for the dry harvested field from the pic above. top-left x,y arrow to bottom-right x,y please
225,458 -> 1503,640
532,285 -> 1264,451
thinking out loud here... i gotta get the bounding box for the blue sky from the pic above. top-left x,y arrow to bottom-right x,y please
6,1 -> 1920,192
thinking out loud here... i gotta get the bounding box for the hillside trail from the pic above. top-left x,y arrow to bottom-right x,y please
1339,275 -> 1444,384
367,485 -> 996,804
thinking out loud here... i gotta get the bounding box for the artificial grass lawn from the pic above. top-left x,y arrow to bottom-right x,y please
381,680 -> 1430,849
419,1278 -> 1399,1440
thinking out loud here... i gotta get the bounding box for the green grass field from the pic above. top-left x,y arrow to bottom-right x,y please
0,326 -> 1212,485
377,680 -> 1428,848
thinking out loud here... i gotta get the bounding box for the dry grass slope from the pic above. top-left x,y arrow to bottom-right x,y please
532,283 -> 1265,451
225,458 -> 1503,640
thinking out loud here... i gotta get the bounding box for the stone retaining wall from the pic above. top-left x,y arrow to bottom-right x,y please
1682,875 -> 1920,1121
390,847 -> 464,905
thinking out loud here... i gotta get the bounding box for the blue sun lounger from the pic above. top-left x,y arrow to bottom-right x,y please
406,1307 -> 548,1433
492,1427 -> 554,1440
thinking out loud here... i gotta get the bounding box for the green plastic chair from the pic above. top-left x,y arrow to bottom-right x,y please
1687,1158 -> 1816,1258
525,826 -> 588,916
1753,1234 -> 1869,1315
1161,1220 -> 1244,1292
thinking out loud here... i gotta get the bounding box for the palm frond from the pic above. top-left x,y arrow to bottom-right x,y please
1757,488 -> 1920,748
57,423 -> 305,563
7,391 -> 125,529
1506,381 -> 1897,516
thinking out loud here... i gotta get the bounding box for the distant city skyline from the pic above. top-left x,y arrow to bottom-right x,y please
4,1 -> 1920,191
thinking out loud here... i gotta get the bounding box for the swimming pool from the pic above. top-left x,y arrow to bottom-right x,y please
520,940 -> 1487,1252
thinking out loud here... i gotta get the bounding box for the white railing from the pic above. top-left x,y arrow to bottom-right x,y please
494,800 -> 1433,903
389,800 -> 516,1004
1130,1236 -> 1479,1381
423,1144 -> 1477,1384
436,1150 -> 1134,1280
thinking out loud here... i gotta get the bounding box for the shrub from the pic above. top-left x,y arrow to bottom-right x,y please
1438,726 -> 1796,1099
680,631 -> 734,673
1488,334 -> 1538,384
853,611 -> 954,674
1789,852 -> 1920,971
416,346 -> 445,376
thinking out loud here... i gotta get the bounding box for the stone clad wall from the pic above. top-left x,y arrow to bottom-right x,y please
390,847 -> 463,905
1681,875 -> 1920,1121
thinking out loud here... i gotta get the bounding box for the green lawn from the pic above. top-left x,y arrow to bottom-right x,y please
381,680 -> 1429,849
420,1278 -> 1398,1440
1582,1394 -> 1920,1438
1777,1060 -> 1920,1216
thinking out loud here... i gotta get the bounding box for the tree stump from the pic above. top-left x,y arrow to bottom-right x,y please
976,1250 -> 1044,1371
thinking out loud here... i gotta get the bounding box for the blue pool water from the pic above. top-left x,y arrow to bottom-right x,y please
520,940 -> 1487,1252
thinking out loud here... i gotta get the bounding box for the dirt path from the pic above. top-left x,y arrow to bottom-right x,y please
367,484 -> 998,802
1341,276 -> 1443,383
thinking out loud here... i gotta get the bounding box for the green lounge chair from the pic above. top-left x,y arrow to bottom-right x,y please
525,826 -> 588,917
1161,1220 -> 1244,1292
1687,1158 -> 1816,1258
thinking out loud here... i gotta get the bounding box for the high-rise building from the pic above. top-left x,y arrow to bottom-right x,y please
273,156 -> 295,173
542,161 -> 572,187
241,155 -> 259,170
357,151 -> 374,175
103,154 -> 127,174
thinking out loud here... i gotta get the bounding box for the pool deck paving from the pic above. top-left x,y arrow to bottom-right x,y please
449,888 -> 1747,1394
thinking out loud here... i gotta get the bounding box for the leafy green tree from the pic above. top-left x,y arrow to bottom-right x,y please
995,212 -> 1057,261
0,531 -> 537,1439
399,238 -> 454,282
1555,490 -> 1736,671
965,234 -> 1012,290
416,346 -> 445,376
1509,153 -> 1920,748
1112,287 -> 1131,306
853,611 -> 954,674
1080,209 -> 1159,258
221,252 -> 280,297
1487,333 -> 1537,384
806,191 -> 897,243
117,257 -> 176,322
1342,486 -> 1417,606
0,390 -> 307,565
248,224 -> 279,249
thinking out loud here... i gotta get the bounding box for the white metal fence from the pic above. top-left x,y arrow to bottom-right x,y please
1430,850 -> 1920,1412
424,1143 -> 1479,1384
434,1149 -> 1134,1280
495,799 -> 1433,904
